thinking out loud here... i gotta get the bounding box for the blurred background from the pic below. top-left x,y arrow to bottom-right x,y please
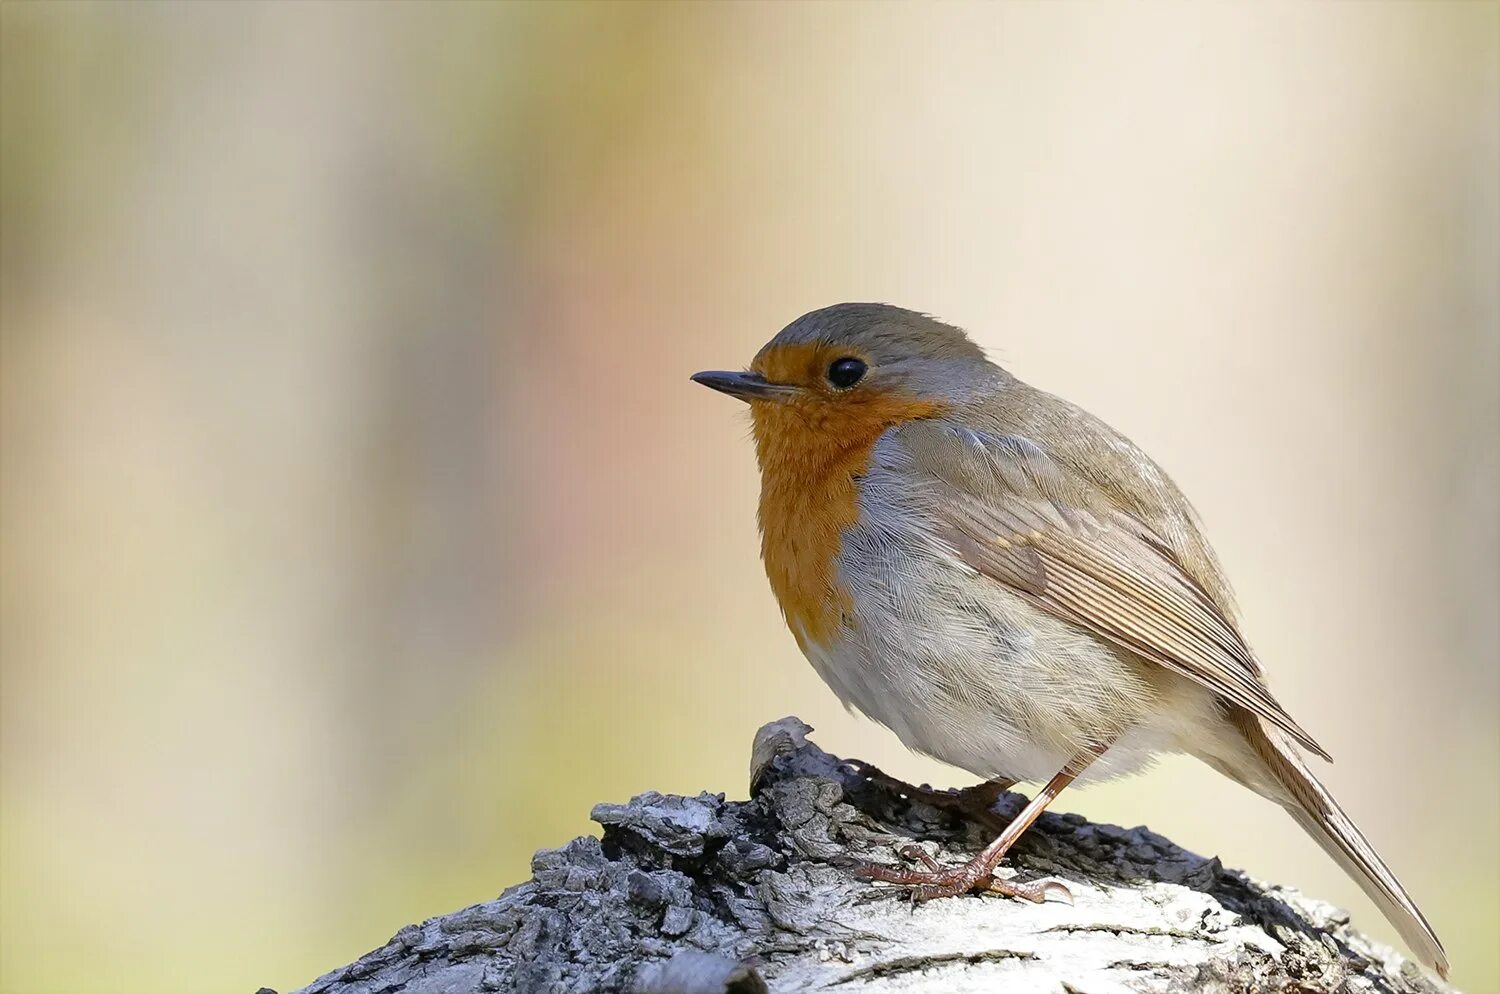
2,3 -> 1496,992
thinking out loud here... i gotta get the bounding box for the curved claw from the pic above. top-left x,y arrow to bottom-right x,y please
1041,880 -> 1074,905
985,876 -> 1073,905
895,844 -> 943,871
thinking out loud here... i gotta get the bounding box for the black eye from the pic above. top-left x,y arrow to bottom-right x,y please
826,357 -> 866,389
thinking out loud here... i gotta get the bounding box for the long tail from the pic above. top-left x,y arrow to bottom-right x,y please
1240,717 -> 1449,979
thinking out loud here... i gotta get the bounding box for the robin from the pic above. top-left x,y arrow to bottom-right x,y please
692,302 -> 1448,977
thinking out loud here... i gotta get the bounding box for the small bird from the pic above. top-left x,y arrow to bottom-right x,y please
692,303 -> 1447,977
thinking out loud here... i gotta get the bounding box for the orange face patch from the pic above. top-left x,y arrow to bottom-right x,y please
748,343 -> 943,649
750,341 -> 839,388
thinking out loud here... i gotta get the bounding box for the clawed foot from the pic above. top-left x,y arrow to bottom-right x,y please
851,844 -> 1072,904
840,753 -> 1095,910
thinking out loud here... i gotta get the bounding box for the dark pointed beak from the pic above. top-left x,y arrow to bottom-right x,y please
690,370 -> 799,403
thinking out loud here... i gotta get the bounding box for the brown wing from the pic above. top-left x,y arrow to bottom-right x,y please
892,420 -> 1329,761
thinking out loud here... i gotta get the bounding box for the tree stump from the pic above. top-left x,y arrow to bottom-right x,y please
283,717 -> 1455,994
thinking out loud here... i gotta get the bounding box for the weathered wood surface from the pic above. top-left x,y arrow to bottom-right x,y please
285,717 -> 1455,994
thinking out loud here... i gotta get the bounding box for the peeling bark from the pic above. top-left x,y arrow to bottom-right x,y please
282,718 -> 1456,994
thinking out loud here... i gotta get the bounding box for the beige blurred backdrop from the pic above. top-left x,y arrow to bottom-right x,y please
2,3 -> 1496,992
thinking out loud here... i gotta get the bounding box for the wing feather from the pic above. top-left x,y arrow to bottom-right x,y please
891,420 -> 1329,760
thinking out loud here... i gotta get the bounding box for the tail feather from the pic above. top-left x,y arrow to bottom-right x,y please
1244,719 -> 1449,979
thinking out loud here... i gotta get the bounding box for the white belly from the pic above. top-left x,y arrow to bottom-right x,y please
801,493 -> 1222,786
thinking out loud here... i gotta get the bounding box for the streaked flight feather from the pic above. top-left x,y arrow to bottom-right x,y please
889,415 -> 1330,761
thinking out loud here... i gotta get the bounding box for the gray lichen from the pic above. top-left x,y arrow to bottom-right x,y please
285,718 -> 1456,994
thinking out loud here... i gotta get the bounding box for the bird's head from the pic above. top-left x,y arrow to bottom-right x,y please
693,303 -> 1001,469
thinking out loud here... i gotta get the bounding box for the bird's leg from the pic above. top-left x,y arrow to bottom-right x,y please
843,759 -> 1016,832
852,746 -> 1106,903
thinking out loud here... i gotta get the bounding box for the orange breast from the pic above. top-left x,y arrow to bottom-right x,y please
752,387 -> 943,650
